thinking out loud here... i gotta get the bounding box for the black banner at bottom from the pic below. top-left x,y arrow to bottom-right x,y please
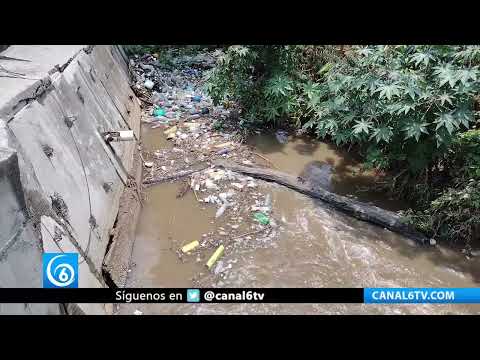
0,288 -> 363,303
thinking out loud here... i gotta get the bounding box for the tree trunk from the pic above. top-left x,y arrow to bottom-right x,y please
214,160 -> 430,245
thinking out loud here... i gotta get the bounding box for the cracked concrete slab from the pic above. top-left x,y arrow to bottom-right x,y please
0,45 -> 86,120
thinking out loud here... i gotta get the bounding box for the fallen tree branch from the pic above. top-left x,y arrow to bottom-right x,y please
213,160 -> 430,245
143,165 -> 209,186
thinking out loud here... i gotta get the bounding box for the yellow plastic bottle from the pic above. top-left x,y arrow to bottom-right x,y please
181,241 -> 199,253
206,245 -> 224,269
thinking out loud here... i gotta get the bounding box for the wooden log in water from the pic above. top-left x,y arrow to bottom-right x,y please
213,160 -> 430,245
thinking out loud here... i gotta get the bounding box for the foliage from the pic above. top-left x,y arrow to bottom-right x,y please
207,45 -> 480,173
403,130 -> 480,244
303,45 -> 480,176
205,45 -> 341,128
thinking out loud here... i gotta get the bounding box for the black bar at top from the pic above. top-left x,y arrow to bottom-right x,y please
0,288 -> 364,303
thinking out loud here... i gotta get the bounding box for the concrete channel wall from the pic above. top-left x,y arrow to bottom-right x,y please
0,45 -> 141,315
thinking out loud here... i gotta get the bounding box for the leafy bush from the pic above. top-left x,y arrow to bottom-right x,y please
303,45 -> 480,176
205,45 -> 341,128
207,46 -> 480,174
403,130 -> 480,244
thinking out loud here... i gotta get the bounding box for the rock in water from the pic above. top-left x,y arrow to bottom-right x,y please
275,130 -> 289,144
300,161 -> 333,191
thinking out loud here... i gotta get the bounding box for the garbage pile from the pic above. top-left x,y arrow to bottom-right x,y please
129,50 -> 224,124
131,49 -> 280,280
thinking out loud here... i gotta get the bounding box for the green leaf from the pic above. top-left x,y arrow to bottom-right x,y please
435,128 -> 451,148
438,93 -> 453,106
370,126 -> 394,143
365,77 -> 379,93
409,52 -> 435,67
266,75 -> 293,97
456,68 -> 478,86
454,106 -> 473,127
317,63 -> 333,76
397,102 -> 417,115
454,46 -> 480,63
385,103 -> 401,115
453,111 -> 472,129
434,64 -> 458,88
352,119 -> 372,135
230,45 -> 249,57
264,105 -> 280,121
340,113 -> 355,125
374,83 -> 401,100
403,122 -> 430,142
404,83 -> 422,100
306,93 -> 322,110
328,78 -> 343,93
333,130 -> 350,146
303,81 -> 321,100
356,47 -> 374,57
280,96 -> 296,114
302,118 -> 317,130
322,117 -> 338,132
434,112 -> 457,134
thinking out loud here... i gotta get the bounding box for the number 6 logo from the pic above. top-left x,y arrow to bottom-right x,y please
43,253 -> 78,288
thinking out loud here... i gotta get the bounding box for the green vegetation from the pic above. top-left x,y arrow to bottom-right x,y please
205,45 -> 341,128
403,130 -> 480,245
205,45 -> 480,247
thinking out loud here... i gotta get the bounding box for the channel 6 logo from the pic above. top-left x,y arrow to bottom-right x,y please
43,253 -> 78,288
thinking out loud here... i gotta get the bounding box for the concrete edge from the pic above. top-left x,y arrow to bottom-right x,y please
103,147 -> 143,287
0,46 -> 92,122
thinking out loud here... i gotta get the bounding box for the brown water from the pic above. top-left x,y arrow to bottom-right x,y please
121,128 -> 480,315
141,124 -> 173,153
128,182 -> 215,288
248,134 -> 407,211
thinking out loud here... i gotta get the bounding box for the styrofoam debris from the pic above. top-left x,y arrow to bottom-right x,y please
205,179 -> 219,190
203,195 -> 219,203
231,182 -> 244,190
144,80 -> 154,89
251,206 -> 271,212
216,202 -> 228,218
209,170 -> 226,181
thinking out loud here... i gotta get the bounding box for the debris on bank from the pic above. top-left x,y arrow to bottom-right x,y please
129,49 -> 280,283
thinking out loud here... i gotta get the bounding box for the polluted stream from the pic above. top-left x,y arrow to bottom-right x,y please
120,126 -> 480,315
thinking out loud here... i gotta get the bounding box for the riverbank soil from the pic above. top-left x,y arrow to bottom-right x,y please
118,48 -> 480,315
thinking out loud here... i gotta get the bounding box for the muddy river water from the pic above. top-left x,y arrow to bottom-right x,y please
120,127 -> 480,315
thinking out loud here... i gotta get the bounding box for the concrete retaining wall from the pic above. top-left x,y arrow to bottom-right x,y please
0,45 -> 141,315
